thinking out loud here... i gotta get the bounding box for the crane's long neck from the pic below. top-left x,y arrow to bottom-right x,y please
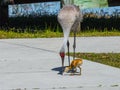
60,27 -> 71,53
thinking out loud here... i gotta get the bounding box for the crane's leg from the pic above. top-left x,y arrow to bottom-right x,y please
67,40 -> 70,66
73,32 -> 76,60
78,66 -> 82,75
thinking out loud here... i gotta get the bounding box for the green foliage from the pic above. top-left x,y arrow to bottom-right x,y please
5,14 -> 61,33
82,17 -> 120,31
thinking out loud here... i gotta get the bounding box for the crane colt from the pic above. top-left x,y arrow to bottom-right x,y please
64,59 -> 83,75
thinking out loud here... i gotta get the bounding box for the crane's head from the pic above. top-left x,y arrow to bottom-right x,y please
59,52 -> 65,60
59,45 -> 65,60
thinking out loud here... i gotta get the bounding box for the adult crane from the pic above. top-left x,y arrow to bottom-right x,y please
57,4 -> 82,75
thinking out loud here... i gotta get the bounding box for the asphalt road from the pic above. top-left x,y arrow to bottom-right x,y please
0,37 -> 120,90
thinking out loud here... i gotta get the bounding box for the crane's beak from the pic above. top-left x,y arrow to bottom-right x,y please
59,52 -> 65,75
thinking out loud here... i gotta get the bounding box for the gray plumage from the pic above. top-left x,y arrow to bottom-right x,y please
58,5 -> 82,53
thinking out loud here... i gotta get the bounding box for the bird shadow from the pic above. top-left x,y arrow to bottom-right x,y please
52,67 -> 81,76
51,66 -> 66,75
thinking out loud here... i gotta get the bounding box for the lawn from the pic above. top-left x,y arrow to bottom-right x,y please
69,53 -> 120,68
0,29 -> 120,39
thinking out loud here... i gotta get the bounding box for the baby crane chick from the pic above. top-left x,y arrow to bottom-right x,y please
64,59 -> 83,75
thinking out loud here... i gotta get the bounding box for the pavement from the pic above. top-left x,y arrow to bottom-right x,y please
0,37 -> 120,90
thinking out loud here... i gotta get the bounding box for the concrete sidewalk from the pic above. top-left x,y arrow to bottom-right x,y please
0,37 -> 120,90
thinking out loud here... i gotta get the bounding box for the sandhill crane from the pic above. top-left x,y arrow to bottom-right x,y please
57,5 -> 82,75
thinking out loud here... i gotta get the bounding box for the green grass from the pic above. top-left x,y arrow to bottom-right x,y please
69,53 -> 120,68
0,29 -> 120,39
0,29 -> 63,39
76,30 -> 120,37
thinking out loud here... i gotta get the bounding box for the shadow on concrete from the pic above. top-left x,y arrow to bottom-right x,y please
51,66 -> 66,75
